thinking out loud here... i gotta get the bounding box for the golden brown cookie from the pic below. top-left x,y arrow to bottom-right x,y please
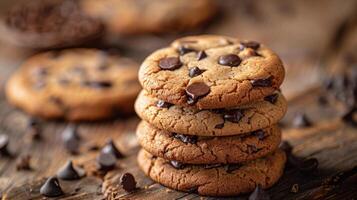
6,48 -> 141,121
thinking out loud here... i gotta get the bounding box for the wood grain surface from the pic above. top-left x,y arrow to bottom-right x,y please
0,0 -> 357,199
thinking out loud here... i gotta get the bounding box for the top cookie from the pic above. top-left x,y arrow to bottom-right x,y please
6,48 -> 141,121
139,35 -> 285,109
80,0 -> 216,34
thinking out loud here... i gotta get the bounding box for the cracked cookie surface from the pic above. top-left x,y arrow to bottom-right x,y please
138,149 -> 286,196
6,48 -> 141,121
136,121 -> 281,164
80,0 -> 216,34
135,90 -> 287,136
139,35 -> 285,109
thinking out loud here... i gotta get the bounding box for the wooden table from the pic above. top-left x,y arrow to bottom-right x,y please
0,0 -> 357,199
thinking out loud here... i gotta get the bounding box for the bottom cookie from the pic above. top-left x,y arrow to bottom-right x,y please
138,149 -> 286,196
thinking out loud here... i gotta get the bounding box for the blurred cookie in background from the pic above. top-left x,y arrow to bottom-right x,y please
0,0 -> 103,49
80,0 -> 217,35
6,48 -> 141,121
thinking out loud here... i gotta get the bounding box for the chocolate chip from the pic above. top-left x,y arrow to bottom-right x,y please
178,46 -> 195,55
62,125 -> 80,154
120,173 -> 137,192
218,54 -> 241,67
252,129 -> 266,140
101,139 -> 124,159
156,100 -> 172,108
292,113 -> 312,128
264,93 -> 279,104
97,152 -> 116,171
16,154 -> 31,170
197,51 -> 207,60
214,123 -> 224,129
203,163 -> 222,169
247,144 -> 259,153
249,185 -> 270,200
173,133 -> 198,144
251,77 -> 273,87
317,95 -> 328,106
342,107 -> 357,127
185,82 -> 210,104
0,134 -> 11,157
223,109 -> 244,123
158,57 -> 182,70
241,41 -> 260,50
170,160 -> 185,169
82,80 -> 112,89
188,67 -> 205,77
40,177 -> 64,197
279,141 -> 293,154
33,67 -> 48,77
57,160 -> 84,180
225,164 -> 241,173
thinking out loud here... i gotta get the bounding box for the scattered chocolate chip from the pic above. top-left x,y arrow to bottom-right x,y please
252,129 -> 266,140
218,54 -> 241,67
197,50 -> 207,61
251,77 -> 273,87
279,141 -> 293,154
185,82 -> 210,104
249,185 -> 270,200
57,160 -> 84,180
240,41 -> 260,50
0,134 -> 11,157
158,57 -> 182,70
223,109 -> 244,123
16,154 -> 31,170
27,118 -> 41,140
214,123 -> 224,129
97,152 -> 116,171
203,163 -> 222,169
225,164 -> 241,173
291,184 -> 299,193
341,107 -> 357,127
82,80 -> 112,89
188,67 -> 205,77
264,93 -> 279,104
173,133 -> 198,144
178,46 -> 195,55
292,113 -> 312,128
156,100 -> 172,108
62,125 -> 80,154
101,139 -> 124,159
120,173 -> 137,192
40,177 -> 64,197
170,160 -> 185,169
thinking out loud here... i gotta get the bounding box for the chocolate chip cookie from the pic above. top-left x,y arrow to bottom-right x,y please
1,0 -> 103,48
80,0 -> 216,34
138,149 -> 286,196
135,90 -> 287,136
6,48 -> 141,121
139,35 -> 285,109
136,121 -> 281,164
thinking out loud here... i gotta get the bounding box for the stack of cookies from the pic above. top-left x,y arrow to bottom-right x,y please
135,35 -> 287,196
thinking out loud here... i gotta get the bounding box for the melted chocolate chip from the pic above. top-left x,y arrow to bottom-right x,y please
16,154 -> 31,170
214,123 -> 224,129
292,113 -> 312,128
97,152 -> 116,171
82,80 -> 112,89
218,54 -> 241,67
178,46 -> 195,55
57,160 -> 84,180
249,185 -> 270,200
251,77 -> 273,87
156,100 -> 172,108
223,109 -> 244,123
120,173 -> 137,192
241,41 -> 260,50
185,82 -> 210,104
158,57 -> 182,70
40,177 -> 64,197
101,139 -> 124,159
197,51 -> 207,60
252,129 -> 266,140
264,93 -> 279,104
188,67 -> 205,77
173,133 -> 198,144
170,160 -> 185,169
225,164 -> 241,173
62,125 -> 80,154
0,134 -> 11,157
